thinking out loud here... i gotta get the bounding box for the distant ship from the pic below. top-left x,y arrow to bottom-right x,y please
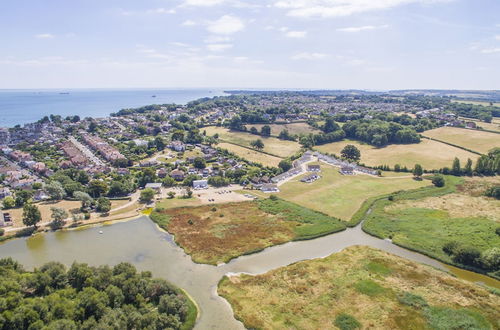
59,92 -> 70,95
152,95 -> 157,98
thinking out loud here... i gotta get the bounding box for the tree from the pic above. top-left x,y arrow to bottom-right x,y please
184,188 -> 193,198
250,127 -> 258,135
140,188 -> 156,204
96,197 -> 111,213
45,181 -> 66,201
260,125 -> 271,136
22,203 -> 42,228
74,191 -> 94,210
452,246 -> 480,266
464,158 -> 473,176
412,164 -> 423,179
15,190 -> 33,207
167,191 -> 176,199
431,175 -> 445,187
193,157 -> 206,169
322,117 -> 340,133
341,145 -> 360,162
88,180 -> 108,198
2,196 -> 15,209
451,157 -> 461,176
154,136 -> 166,150
480,248 -> 500,271
278,159 -> 292,172
250,139 -> 264,150
50,207 -> 68,230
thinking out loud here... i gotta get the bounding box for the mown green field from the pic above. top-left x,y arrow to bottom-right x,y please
266,163 -> 429,221
362,176 -> 500,277
219,246 -> 500,330
244,122 -> 319,136
204,126 -> 301,158
217,142 -> 283,167
315,138 -> 478,170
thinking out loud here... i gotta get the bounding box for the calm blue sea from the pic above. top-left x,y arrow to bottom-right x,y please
0,89 -> 226,128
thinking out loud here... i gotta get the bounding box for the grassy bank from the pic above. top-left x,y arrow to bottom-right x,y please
362,176 -> 500,278
218,246 -> 500,330
149,198 -> 345,265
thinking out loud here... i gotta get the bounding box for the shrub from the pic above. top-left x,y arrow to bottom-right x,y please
388,195 -> 394,201
0,228 -> 4,236
480,248 -> 500,271
431,175 -> 445,187
334,313 -> 361,330
211,207 -> 217,212
452,246 -> 481,267
269,194 -> 278,201
443,241 -> 460,255
84,212 -> 91,220
496,227 -> 500,236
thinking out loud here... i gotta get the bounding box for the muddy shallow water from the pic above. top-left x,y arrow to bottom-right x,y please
0,216 -> 497,329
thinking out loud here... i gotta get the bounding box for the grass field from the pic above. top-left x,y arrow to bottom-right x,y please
150,199 -> 345,264
362,176 -> 500,275
218,246 -> 500,330
217,142 -> 282,167
459,116 -> 500,133
259,163 -> 429,221
423,126 -> 499,154
452,99 -> 500,107
244,122 -> 319,136
205,126 -> 301,158
315,138 -> 479,170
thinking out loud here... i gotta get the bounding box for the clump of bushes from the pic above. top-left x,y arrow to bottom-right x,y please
431,175 -> 445,187
334,313 -> 361,330
443,241 -> 499,272
397,292 -> 428,309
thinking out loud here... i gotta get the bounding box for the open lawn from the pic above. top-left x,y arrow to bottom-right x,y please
265,163 -> 429,221
423,126 -> 499,154
453,99 -> 500,107
150,199 -> 345,264
244,122 -> 319,136
217,142 -> 282,167
205,126 -> 301,158
315,138 -> 479,170
362,176 -> 500,276
219,246 -> 500,330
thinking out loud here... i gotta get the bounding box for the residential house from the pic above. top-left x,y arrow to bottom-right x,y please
145,183 -> 162,192
260,184 -> 279,193
170,169 -> 185,181
193,179 -> 208,189
307,164 -> 321,172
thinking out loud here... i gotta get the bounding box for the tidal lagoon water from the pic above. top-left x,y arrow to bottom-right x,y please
0,89 -> 226,127
0,216 -> 497,329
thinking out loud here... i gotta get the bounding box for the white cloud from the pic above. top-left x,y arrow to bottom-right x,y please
183,0 -> 226,6
207,15 -> 245,35
274,0 -> 452,18
291,52 -> 328,60
204,35 -> 231,43
481,47 -> 500,54
337,24 -> 389,32
35,33 -> 54,39
495,35 -> 500,41
206,43 -> 233,52
182,20 -> 197,26
285,30 -> 307,38
147,8 -> 176,14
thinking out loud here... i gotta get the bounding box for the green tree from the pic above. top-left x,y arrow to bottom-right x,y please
464,158 -> 473,176
412,164 -> 423,179
45,181 -> 66,201
480,248 -> 500,271
260,125 -> 271,136
250,139 -> 264,150
96,197 -> 111,213
15,190 -> 33,207
341,145 -> 361,162
2,196 -> 15,209
451,157 -> 461,176
431,175 -> 445,187
167,191 -> 176,199
140,188 -> 156,203
250,127 -> 258,135
50,207 -> 68,230
22,203 -> 42,228
278,159 -> 292,172
88,180 -> 108,198
322,117 -> 340,133
193,157 -> 206,169
74,191 -> 94,210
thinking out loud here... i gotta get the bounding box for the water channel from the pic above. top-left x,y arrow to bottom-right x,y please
0,216 -> 498,329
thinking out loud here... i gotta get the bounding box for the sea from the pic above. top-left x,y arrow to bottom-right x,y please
0,89 -> 227,128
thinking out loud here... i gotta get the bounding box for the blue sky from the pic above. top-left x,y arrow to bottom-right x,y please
0,0 -> 499,89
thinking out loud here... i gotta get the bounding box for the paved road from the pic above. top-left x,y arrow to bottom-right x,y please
69,136 -> 105,167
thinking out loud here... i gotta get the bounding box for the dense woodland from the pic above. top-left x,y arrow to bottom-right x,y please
0,259 -> 194,330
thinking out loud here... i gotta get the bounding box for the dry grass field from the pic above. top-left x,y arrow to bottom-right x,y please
452,99 -> 500,107
152,199 -> 344,264
217,142 -> 282,167
219,246 -> 500,330
244,122 -> 319,136
263,163 -> 429,220
315,138 -> 479,170
423,126 -> 499,154
205,126 -> 301,158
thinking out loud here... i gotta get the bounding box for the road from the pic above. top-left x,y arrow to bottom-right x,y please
68,136 -> 105,167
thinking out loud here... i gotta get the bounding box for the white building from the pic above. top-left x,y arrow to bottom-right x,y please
193,179 -> 208,189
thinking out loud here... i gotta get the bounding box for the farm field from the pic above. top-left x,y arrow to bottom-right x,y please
262,163 -> 429,220
423,126 -> 499,154
219,246 -> 500,330
205,126 -> 301,158
150,199 -> 345,264
362,176 -> 500,275
244,122 -> 319,136
459,116 -> 500,132
315,138 -> 478,170
217,142 -> 282,167
453,99 -> 500,107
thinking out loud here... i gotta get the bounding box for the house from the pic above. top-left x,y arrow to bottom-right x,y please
145,183 -> 162,191
0,212 -> 5,227
340,166 -> 354,175
157,168 -> 168,178
0,187 -> 11,199
307,164 -> 321,172
301,174 -> 320,183
133,139 -> 149,147
170,169 -> 185,181
260,184 -> 279,193
193,179 -> 208,189
170,141 -> 185,152
465,121 -> 477,129
33,190 -> 50,201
